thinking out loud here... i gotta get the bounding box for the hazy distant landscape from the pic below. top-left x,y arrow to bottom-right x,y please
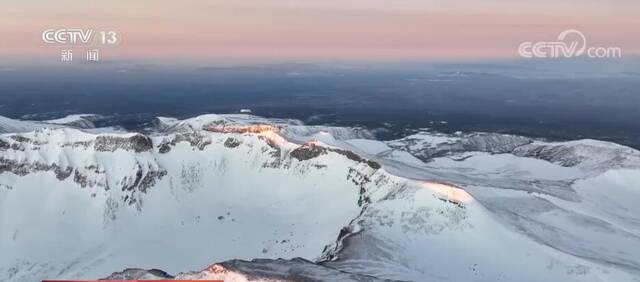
1,61 -> 639,148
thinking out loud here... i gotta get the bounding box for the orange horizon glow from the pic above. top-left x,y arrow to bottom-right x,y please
1,0 -> 639,62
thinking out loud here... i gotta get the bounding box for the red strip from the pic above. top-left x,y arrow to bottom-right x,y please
43,280 -> 223,282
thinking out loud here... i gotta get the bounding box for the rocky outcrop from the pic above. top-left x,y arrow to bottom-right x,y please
290,144 -> 328,161
0,158 -> 73,180
223,137 -> 242,148
157,133 -> 212,153
291,144 -> 381,169
0,139 -> 9,151
121,167 -> 167,194
95,134 -> 153,153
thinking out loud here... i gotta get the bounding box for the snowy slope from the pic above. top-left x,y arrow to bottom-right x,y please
44,114 -> 98,129
375,130 -> 640,279
0,116 -> 62,133
0,127 -> 373,280
1,114 -> 639,281
0,114 -> 102,134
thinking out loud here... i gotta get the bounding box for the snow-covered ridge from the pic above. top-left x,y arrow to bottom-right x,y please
1,114 -> 399,281
0,114 -> 102,134
153,114 -> 302,134
44,114 -> 99,129
154,114 -> 374,141
387,131 -> 640,171
1,113 -> 640,281
0,116 -> 63,134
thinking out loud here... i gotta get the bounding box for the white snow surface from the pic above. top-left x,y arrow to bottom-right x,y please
44,114 -> 96,125
0,116 -> 63,133
1,113 -> 639,282
0,114 -> 104,133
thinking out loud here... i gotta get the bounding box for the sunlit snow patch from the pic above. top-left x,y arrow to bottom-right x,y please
421,181 -> 474,204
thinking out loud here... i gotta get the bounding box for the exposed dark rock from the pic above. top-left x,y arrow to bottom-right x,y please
139,170 -> 167,193
1,156 -> 164,209
95,134 -> 153,153
0,159 -> 28,176
10,143 -> 24,151
73,169 -> 88,188
157,133 -> 211,154
122,169 -> 143,192
290,144 -> 381,169
224,137 -> 242,148
290,144 -> 327,161
347,168 -> 372,206
322,225 -> 360,262
55,166 -> 74,180
63,140 -> 93,149
0,158 -> 73,180
120,165 -> 167,206
158,143 -> 171,154
9,135 -> 31,143
366,160 -> 381,170
0,139 -> 9,151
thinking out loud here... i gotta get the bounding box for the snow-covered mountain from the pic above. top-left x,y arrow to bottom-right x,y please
0,114 -> 100,134
1,114 -> 639,282
44,114 -> 99,129
0,116 -> 61,134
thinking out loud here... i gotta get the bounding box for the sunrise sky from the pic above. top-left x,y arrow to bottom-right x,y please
1,0 -> 639,63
